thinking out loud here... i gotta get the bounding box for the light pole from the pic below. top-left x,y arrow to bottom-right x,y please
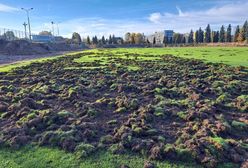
23,22 -> 28,39
51,21 -> 55,36
21,8 -> 33,40
56,22 -> 60,36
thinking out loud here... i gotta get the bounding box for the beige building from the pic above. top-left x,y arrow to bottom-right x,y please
146,30 -> 174,44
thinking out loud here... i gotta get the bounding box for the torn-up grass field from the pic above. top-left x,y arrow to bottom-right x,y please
0,48 -> 247,168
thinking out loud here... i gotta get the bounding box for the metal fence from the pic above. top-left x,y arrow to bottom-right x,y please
0,28 -> 29,41
0,28 -> 66,43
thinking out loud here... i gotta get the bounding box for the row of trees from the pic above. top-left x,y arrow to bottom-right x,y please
71,33 -> 124,45
159,20 -> 248,45
86,35 -> 124,45
234,21 -> 248,42
124,20 -> 248,45
124,33 -> 145,44
0,31 -> 17,40
70,20 -> 248,45
71,32 -> 146,45
187,21 -> 248,44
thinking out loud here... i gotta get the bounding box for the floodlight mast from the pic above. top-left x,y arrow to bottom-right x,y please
21,8 -> 33,40
56,22 -> 60,36
51,21 -> 55,36
23,22 -> 28,39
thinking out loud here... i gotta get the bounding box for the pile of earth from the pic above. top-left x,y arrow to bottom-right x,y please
0,39 -> 86,55
0,51 -> 247,168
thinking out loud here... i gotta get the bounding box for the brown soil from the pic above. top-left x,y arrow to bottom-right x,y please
0,39 -> 88,65
0,51 -> 82,65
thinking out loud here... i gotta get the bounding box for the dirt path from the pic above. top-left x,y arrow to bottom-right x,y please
0,50 -> 84,65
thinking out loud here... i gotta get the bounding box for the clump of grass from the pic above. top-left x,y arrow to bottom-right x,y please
57,110 -> 75,118
75,143 -> 96,158
100,135 -> 114,144
216,93 -> 230,104
107,120 -> 117,125
209,137 -> 229,149
87,108 -> 99,117
177,111 -> 188,120
231,121 -> 247,130
154,106 -> 164,117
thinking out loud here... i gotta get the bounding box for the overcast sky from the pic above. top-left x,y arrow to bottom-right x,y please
0,0 -> 247,38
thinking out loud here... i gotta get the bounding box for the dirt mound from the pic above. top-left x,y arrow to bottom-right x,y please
0,51 -> 247,167
0,39 -> 86,55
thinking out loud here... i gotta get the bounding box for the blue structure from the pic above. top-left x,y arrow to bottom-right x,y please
164,30 -> 174,43
32,35 -> 54,43
164,30 -> 174,39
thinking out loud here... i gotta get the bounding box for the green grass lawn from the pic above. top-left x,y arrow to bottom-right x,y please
0,146 -> 238,168
0,146 -> 203,168
104,47 -> 248,67
0,47 -> 248,73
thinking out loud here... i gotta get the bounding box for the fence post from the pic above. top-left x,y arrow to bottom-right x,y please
3,28 -> 6,40
0,27 -> 36,41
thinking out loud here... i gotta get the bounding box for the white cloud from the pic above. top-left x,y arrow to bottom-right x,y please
176,6 -> 185,17
148,1 -> 248,33
37,17 -> 157,38
32,1 -> 248,38
0,3 -> 19,13
148,13 -> 162,24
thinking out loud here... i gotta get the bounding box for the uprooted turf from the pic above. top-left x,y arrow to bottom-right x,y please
0,48 -> 247,168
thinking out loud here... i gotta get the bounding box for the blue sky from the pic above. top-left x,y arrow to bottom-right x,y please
0,0 -> 247,38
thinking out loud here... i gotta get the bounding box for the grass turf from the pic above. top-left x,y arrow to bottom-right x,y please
104,47 -> 248,67
1,47 -> 248,72
0,146 -> 203,168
